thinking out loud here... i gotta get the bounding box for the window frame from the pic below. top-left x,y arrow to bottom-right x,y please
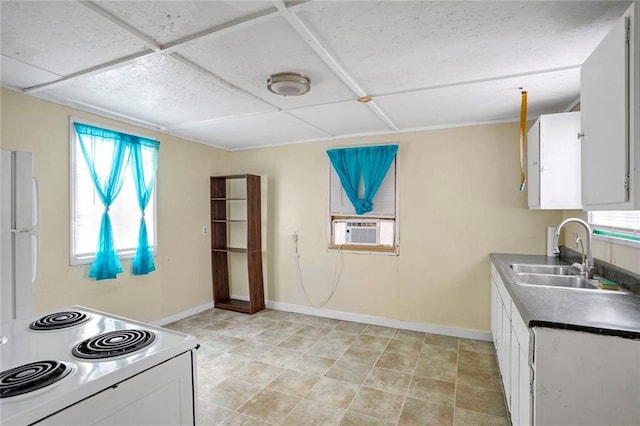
327,144 -> 399,255
588,210 -> 640,249
69,117 -> 158,265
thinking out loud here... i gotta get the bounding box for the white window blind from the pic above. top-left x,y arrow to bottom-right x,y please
330,160 -> 396,217
588,211 -> 640,240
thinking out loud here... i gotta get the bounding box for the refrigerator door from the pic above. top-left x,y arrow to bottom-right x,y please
1,150 -> 36,321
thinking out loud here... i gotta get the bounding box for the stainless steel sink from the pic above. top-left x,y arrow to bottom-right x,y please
510,264 -> 579,275
515,273 -> 598,289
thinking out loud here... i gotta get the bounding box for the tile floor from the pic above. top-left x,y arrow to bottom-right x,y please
166,308 -> 509,426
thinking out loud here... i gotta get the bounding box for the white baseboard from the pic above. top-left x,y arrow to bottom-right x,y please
151,301 -> 215,326
159,297 -> 491,342
265,300 -> 492,342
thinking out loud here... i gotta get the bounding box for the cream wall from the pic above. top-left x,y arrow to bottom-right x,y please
230,123 -> 563,333
1,89 -> 229,322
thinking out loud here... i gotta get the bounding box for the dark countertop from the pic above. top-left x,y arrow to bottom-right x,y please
490,253 -> 640,339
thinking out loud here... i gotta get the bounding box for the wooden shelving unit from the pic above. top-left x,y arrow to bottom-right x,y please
210,174 -> 265,314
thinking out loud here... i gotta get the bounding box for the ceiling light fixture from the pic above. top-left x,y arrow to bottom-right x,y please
267,72 -> 311,96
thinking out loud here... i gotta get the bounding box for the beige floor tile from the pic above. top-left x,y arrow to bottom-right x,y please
363,367 -> 412,396
453,407 -> 510,425
455,384 -> 508,418
259,346 -> 304,368
393,329 -> 426,344
457,349 -> 498,371
201,352 -> 250,378
232,361 -> 284,387
218,412 -> 270,425
398,397 -> 454,426
350,387 -> 404,422
375,351 -> 418,374
340,410 -> 395,426
238,389 -> 300,424
415,345 -> 458,383
407,376 -> 456,406
306,340 -> 349,359
353,334 -> 391,351
295,324 -> 331,339
308,316 -> 341,329
228,340 -> 274,359
325,360 -> 372,385
456,363 -> 503,392
272,320 -> 305,334
334,321 -> 367,334
200,333 -> 246,352
385,339 -> 422,356
267,368 -> 320,397
278,334 -> 317,351
424,333 -> 459,349
250,329 -> 289,345
291,353 -> 336,376
320,329 -> 358,345
205,320 -> 242,333
361,325 -> 397,339
197,402 -> 232,425
340,345 -> 383,366
207,377 -> 261,410
305,377 -> 360,408
282,399 -> 346,426
458,338 -> 495,354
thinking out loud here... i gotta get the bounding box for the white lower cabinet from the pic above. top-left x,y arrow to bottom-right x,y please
491,262 -> 640,426
491,263 -> 530,425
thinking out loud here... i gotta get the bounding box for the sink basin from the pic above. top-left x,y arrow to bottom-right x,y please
513,273 -> 626,293
510,264 -> 579,275
515,273 -> 597,289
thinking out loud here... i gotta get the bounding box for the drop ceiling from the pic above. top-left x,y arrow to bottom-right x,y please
1,1 -> 632,150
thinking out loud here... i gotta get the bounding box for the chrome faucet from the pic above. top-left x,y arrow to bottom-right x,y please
554,218 -> 594,278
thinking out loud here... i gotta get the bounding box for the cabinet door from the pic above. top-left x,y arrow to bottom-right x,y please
527,120 -> 541,208
581,10 -> 630,206
500,303 -> 511,406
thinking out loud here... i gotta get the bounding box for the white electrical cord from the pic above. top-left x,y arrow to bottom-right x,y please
294,233 -> 343,308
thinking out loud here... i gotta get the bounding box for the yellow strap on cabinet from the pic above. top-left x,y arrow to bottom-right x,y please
519,90 -> 528,191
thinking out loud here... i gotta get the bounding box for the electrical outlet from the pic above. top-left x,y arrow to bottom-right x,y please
202,226 -> 208,236
292,229 -> 299,242
573,232 -> 579,247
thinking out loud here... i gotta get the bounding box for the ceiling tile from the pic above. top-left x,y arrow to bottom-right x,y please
37,55 -> 272,128
96,1 -> 275,46
295,1 -> 630,94
0,1 -> 148,77
288,101 -> 391,136
0,55 -> 61,90
175,14 -> 354,109
375,69 -> 581,130
171,112 -> 329,150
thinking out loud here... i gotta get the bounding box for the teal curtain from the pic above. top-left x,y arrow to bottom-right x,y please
130,138 -> 159,275
327,144 -> 398,214
74,123 -> 131,280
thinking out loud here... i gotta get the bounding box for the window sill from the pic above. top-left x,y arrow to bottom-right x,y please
592,232 -> 640,249
71,249 -> 157,266
328,244 -> 398,255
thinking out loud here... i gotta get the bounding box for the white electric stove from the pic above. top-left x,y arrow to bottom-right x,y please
0,306 -> 198,425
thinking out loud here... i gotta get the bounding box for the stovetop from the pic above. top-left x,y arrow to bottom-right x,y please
0,306 -> 198,425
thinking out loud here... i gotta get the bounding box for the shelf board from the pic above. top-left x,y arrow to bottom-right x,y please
212,219 -> 247,223
212,247 -> 247,253
211,198 -> 247,201
214,298 -> 252,314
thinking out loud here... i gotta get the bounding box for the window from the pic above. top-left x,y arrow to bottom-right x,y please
70,119 -> 158,266
328,145 -> 398,254
588,211 -> 640,247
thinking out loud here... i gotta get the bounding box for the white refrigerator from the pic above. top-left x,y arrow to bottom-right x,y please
1,150 -> 38,322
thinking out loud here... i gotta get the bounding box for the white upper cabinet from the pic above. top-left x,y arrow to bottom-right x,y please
581,2 -> 639,210
527,111 -> 581,210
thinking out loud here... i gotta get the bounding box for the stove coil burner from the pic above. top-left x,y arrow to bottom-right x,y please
72,329 -> 156,359
1,360 -> 71,398
29,311 -> 91,330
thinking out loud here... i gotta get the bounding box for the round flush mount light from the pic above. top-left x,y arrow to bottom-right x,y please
267,72 -> 311,96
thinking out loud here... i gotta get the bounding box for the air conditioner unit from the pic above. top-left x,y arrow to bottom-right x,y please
344,220 -> 379,245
